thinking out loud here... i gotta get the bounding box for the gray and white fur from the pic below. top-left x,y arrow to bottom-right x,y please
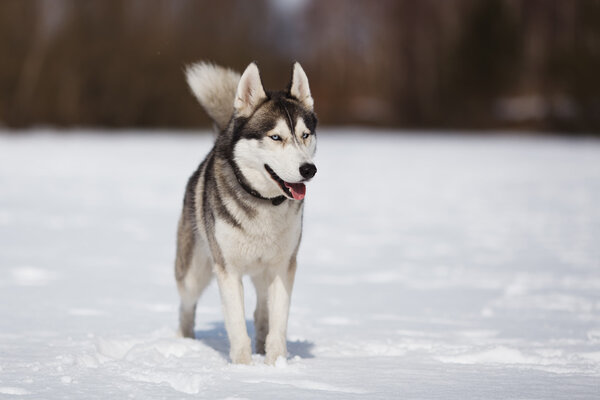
175,61 -> 317,364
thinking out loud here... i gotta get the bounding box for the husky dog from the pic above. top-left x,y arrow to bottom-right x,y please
175,61 -> 317,364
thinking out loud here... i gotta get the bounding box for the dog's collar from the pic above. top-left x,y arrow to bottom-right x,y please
229,159 -> 286,206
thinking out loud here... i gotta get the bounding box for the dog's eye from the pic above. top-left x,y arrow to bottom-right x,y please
270,135 -> 281,141
302,132 -> 311,139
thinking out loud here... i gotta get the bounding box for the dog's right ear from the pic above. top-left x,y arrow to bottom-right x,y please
234,62 -> 267,118
289,62 -> 314,110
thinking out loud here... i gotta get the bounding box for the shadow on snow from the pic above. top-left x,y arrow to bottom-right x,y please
194,320 -> 315,360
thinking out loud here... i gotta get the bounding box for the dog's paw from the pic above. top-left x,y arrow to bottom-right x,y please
230,338 -> 252,364
177,326 -> 195,339
265,334 -> 287,365
265,352 -> 287,366
255,338 -> 266,355
230,347 -> 252,364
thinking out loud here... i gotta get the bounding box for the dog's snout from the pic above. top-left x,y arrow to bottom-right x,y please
299,163 -> 317,179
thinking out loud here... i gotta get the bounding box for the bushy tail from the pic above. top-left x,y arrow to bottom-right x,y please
185,62 -> 241,131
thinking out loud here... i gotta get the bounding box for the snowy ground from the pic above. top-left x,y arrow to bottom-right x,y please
0,129 -> 599,399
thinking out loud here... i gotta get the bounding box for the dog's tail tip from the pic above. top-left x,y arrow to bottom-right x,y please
185,61 -> 241,132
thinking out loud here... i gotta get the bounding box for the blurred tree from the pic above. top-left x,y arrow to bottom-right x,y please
443,0 -> 522,127
548,0 -> 600,132
0,0 -> 597,133
1,1 -> 39,126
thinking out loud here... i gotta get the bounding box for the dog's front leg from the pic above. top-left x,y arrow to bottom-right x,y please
265,259 -> 297,365
215,266 -> 251,364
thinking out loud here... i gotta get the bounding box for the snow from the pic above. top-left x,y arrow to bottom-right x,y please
1,129 -> 599,399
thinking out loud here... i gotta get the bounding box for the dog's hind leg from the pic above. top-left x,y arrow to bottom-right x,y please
178,299 -> 196,338
176,248 -> 212,338
175,215 -> 212,338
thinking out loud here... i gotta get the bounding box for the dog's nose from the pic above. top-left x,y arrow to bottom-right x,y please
299,163 -> 317,179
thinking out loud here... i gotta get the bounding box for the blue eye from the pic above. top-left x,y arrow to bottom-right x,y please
270,135 -> 281,141
302,132 -> 310,139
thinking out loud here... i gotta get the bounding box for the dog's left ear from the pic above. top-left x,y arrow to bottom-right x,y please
234,62 -> 268,118
288,62 -> 314,110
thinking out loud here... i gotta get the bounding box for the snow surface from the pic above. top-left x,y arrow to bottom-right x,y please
1,129 -> 599,399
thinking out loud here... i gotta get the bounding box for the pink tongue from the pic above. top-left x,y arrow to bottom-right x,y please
284,182 -> 306,200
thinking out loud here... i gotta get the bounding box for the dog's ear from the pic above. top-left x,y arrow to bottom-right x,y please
288,62 -> 314,110
234,62 -> 267,118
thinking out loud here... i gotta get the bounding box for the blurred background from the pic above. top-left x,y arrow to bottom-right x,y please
1,0 -> 599,133
2,3 -> 600,395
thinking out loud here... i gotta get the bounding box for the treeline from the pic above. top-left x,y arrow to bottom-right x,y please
0,0 -> 598,132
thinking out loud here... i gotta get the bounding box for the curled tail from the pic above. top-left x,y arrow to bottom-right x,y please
185,62 -> 241,131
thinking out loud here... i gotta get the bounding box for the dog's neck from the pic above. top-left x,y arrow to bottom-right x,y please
224,156 -> 286,206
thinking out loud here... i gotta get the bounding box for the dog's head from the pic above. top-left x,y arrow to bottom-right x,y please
229,62 -> 317,201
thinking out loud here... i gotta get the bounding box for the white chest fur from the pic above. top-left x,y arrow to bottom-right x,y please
214,201 -> 303,275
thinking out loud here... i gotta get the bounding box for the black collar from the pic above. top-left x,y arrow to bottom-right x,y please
229,159 -> 286,206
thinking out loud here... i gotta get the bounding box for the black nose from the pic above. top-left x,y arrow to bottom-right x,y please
299,163 -> 317,179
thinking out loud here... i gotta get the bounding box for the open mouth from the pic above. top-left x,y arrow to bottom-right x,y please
264,164 -> 306,200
